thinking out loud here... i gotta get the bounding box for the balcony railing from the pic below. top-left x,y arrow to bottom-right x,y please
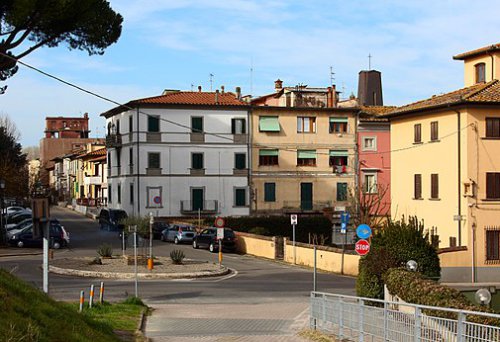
282,200 -> 332,212
180,200 -> 219,214
105,134 -> 122,148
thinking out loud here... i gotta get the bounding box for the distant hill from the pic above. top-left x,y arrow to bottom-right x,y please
0,269 -> 120,341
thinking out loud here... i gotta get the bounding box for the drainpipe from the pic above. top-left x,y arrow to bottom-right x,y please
487,47 -> 494,81
456,109 -> 462,246
136,107 -> 141,216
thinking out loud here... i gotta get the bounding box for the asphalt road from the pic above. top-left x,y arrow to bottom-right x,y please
0,206 -> 356,340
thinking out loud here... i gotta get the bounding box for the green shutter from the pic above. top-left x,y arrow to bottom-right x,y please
329,150 -> 349,157
148,116 -> 159,132
337,183 -> 347,201
259,116 -> 280,132
264,183 -> 276,202
235,153 -> 246,169
235,188 -> 246,206
259,149 -> 279,156
297,150 -> 316,159
329,117 -> 348,123
191,117 -> 203,132
192,153 -> 203,169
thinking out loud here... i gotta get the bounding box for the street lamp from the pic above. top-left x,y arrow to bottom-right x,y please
406,260 -> 418,272
475,288 -> 492,307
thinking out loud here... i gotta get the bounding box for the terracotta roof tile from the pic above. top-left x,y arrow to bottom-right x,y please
453,43 -> 500,60
383,80 -> 500,117
133,91 -> 247,106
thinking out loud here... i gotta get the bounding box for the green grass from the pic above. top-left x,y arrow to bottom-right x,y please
0,269 -> 145,342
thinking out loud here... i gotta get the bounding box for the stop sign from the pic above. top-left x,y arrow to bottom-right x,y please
355,239 -> 370,256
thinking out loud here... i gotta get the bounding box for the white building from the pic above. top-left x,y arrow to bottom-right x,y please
101,88 -> 250,217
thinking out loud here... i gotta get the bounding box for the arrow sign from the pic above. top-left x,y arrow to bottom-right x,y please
341,212 -> 350,224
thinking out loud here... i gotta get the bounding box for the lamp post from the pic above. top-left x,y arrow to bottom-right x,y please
0,179 -> 5,244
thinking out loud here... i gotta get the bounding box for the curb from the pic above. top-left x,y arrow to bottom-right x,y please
0,252 -> 43,258
49,265 -> 230,279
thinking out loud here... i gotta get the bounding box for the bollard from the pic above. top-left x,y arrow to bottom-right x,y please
99,281 -> 104,304
89,284 -> 94,308
147,257 -> 154,270
79,291 -> 84,312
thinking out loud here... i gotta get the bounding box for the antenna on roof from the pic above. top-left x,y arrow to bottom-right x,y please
368,53 -> 372,70
209,73 -> 214,91
191,84 -> 194,92
330,66 -> 335,86
250,57 -> 254,96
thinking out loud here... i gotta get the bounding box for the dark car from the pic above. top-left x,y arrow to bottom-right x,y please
9,220 -> 70,249
161,224 -> 197,244
152,222 -> 170,239
192,227 -> 237,253
98,208 -> 128,231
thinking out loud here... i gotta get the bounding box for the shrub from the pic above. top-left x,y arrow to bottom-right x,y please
356,216 -> 440,299
97,244 -> 113,257
170,249 -> 185,264
248,227 -> 269,235
119,215 -> 150,238
88,257 -> 102,265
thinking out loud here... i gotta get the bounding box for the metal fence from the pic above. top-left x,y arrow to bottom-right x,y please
310,292 -> 500,342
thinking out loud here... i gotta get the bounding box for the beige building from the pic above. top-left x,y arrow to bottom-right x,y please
387,43 -> 500,282
250,106 -> 358,215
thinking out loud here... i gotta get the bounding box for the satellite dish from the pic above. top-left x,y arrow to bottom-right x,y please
475,289 -> 492,306
406,260 -> 418,272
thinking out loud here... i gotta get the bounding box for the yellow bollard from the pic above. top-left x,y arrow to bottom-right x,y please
147,258 -> 154,270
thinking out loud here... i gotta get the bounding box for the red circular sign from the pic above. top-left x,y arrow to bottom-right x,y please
355,239 -> 370,256
214,217 -> 225,228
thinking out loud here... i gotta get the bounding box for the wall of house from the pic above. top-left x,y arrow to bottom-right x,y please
251,107 -> 357,213
462,52 -> 500,87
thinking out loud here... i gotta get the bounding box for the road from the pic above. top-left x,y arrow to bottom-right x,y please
0,206 -> 356,340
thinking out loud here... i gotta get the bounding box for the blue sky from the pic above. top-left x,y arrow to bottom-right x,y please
1,0 -> 499,147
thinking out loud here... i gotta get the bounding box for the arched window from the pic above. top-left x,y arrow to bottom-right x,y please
475,63 -> 486,83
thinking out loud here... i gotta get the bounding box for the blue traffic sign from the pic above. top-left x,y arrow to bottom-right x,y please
356,224 -> 372,239
340,222 -> 347,234
341,212 -> 350,224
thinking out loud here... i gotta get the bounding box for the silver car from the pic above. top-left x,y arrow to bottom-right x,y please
160,224 -> 197,244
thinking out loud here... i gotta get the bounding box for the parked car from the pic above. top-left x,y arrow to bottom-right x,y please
5,212 -> 31,226
152,222 -> 170,240
9,220 -> 69,249
192,227 -> 237,253
2,206 -> 31,216
161,224 -> 197,244
6,219 -> 34,238
5,216 -> 32,230
98,208 -> 128,231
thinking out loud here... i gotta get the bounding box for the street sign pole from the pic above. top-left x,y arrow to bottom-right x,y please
132,225 -> 138,298
43,219 -> 49,294
293,223 -> 296,265
313,244 -> 317,292
148,212 -> 154,270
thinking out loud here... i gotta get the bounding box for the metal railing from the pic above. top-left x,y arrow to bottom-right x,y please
310,292 -> 500,342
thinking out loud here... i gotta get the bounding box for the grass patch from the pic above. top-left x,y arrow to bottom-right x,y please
0,269 -> 145,341
298,329 -> 340,342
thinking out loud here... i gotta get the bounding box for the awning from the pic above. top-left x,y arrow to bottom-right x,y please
259,116 -> 280,132
297,150 -> 316,159
259,149 -> 279,156
329,150 -> 349,157
329,117 -> 348,123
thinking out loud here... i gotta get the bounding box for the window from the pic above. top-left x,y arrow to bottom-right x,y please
148,116 -> 159,132
231,118 -> 246,134
117,183 -> 121,204
329,117 -> 348,133
234,188 -> 247,206
475,63 -> 486,83
431,174 -> 439,199
116,148 -> 121,168
129,115 -> 133,133
108,185 -> 112,203
259,149 -> 278,166
297,117 -> 316,133
329,150 -> 348,173
486,230 -> 500,261
148,152 -> 160,169
486,118 -> 500,138
486,173 -> 500,199
191,117 -> 203,133
129,148 -> 133,170
430,121 -> 439,141
235,153 -> 246,170
364,173 -> 377,193
130,183 -> 134,204
414,124 -> 422,143
414,174 -> 422,199
297,150 -> 316,166
192,153 -> 204,170
264,183 -> 276,202
337,183 -> 348,201
116,119 -> 120,134
94,164 -> 99,176
259,116 -> 280,132
362,137 -> 377,151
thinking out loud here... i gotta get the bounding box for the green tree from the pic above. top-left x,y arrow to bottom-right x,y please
356,216 -> 441,299
0,0 -> 123,81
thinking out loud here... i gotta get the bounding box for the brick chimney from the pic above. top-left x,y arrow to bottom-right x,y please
327,85 -> 338,108
274,79 -> 283,92
235,86 -> 241,100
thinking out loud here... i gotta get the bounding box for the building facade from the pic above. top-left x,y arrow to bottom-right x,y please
101,89 -> 250,217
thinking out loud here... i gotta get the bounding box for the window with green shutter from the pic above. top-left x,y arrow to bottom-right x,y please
329,117 -> 348,133
264,183 -> 276,202
259,116 -> 280,132
191,117 -> 203,133
337,183 -> 347,201
235,188 -> 246,206
148,116 -> 160,132
235,153 -> 246,170
192,153 -> 204,169
259,149 -> 279,166
297,150 -> 316,166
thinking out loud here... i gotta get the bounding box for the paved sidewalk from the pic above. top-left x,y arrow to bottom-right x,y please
0,246 -> 42,257
145,301 -> 310,341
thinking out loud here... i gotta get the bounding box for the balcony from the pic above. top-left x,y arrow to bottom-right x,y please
84,176 -> 102,185
282,200 -> 332,212
106,134 -> 122,148
180,200 -> 219,215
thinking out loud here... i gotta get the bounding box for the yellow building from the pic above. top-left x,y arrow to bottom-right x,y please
387,43 -> 500,283
250,106 -> 358,215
